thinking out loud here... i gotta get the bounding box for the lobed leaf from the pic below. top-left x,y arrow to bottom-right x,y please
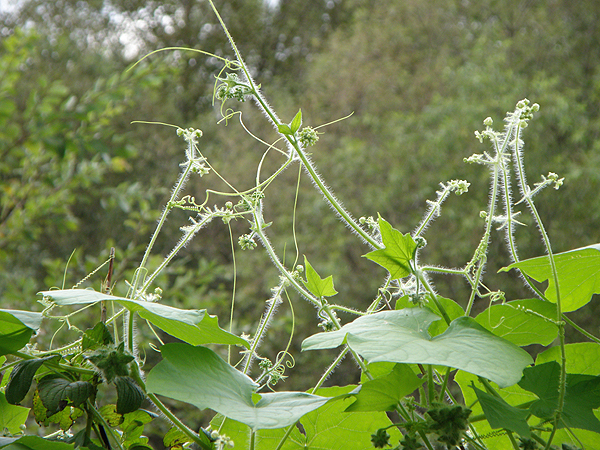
302,255 -> 337,298
345,363 -> 423,412
363,217 -> 417,280
302,308 -> 532,387
211,386 -> 402,450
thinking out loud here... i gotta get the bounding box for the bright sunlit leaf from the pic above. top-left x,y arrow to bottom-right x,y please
303,308 -> 532,387
146,343 -> 331,431
500,244 -> 600,312
303,255 -> 337,298
363,217 -> 417,280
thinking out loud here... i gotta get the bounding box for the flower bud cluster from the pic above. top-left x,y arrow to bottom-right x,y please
215,72 -> 254,102
176,127 -> 203,144
239,233 -> 257,250
298,126 -> 319,147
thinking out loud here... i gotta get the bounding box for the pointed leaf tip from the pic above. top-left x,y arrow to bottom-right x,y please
364,217 -> 417,280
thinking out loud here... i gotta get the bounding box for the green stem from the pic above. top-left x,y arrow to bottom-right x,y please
86,400 -> 126,450
274,350 -> 348,450
439,367 -> 451,401
510,122 -> 565,449
416,270 -> 451,325
148,393 -> 212,450
207,0 -> 380,252
465,139 -> 503,317
563,314 -> 600,343
243,282 -> 285,374
427,365 -> 435,406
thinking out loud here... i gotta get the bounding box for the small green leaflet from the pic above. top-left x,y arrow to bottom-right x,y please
290,109 -> 302,134
40,289 -> 248,348
499,244 -> 600,312
302,308 -> 532,388
146,343 -> 331,431
302,256 -> 337,298
363,217 -> 417,280
277,109 -> 302,136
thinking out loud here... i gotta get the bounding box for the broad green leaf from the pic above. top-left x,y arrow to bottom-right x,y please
114,377 -> 145,414
472,386 -> 531,437
0,310 -> 41,356
290,109 -> 302,134
519,361 -> 600,433
302,256 -> 337,298
537,342 -> 600,375
146,343 -> 330,430
0,393 -> 29,434
363,217 -> 417,280
345,363 -> 423,412
37,375 -> 94,414
0,436 -> 75,449
0,309 -> 43,331
40,289 -> 248,348
6,355 -> 61,405
302,308 -> 532,387
475,299 -> 558,346
500,245 -> 600,312
212,386 -> 402,450
291,386 -> 402,450
210,414 -> 302,450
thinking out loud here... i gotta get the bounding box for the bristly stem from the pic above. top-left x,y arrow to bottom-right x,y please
206,0 -> 381,252
506,101 -> 565,449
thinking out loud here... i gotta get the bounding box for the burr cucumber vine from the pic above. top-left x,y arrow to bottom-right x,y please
1,2 -> 600,450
